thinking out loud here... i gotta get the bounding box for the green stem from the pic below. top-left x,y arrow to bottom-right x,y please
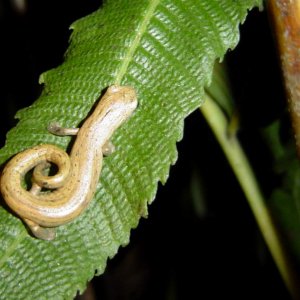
200,93 -> 300,299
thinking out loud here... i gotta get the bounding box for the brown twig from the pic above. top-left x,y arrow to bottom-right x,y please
268,0 -> 300,157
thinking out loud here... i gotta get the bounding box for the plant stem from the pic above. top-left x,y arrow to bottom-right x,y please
200,93 -> 300,299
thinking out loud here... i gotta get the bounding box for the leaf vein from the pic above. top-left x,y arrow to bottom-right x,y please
114,0 -> 161,84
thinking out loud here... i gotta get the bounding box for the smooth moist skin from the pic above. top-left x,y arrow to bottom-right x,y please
0,86 -> 138,240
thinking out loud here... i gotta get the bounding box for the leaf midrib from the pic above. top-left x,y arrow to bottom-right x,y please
115,0 -> 160,84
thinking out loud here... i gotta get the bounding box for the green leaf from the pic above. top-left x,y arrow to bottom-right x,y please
263,121 -> 300,265
0,0 -> 262,298
203,66 -> 300,298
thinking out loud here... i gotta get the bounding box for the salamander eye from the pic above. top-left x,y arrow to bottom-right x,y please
107,85 -> 121,94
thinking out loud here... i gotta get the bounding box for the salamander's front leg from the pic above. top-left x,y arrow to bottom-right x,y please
48,122 -> 79,136
24,218 -> 56,241
102,141 -> 115,156
48,122 -> 115,155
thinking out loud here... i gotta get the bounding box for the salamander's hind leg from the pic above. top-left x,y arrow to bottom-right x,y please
48,122 -> 79,136
102,141 -> 115,156
24,168 -> 56,240
24,218 -> 56,241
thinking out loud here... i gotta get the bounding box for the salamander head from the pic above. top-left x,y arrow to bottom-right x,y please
105,85 -> 138,116
89,85 -> 138,131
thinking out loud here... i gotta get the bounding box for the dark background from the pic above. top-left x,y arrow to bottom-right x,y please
0,1 -> 290,299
